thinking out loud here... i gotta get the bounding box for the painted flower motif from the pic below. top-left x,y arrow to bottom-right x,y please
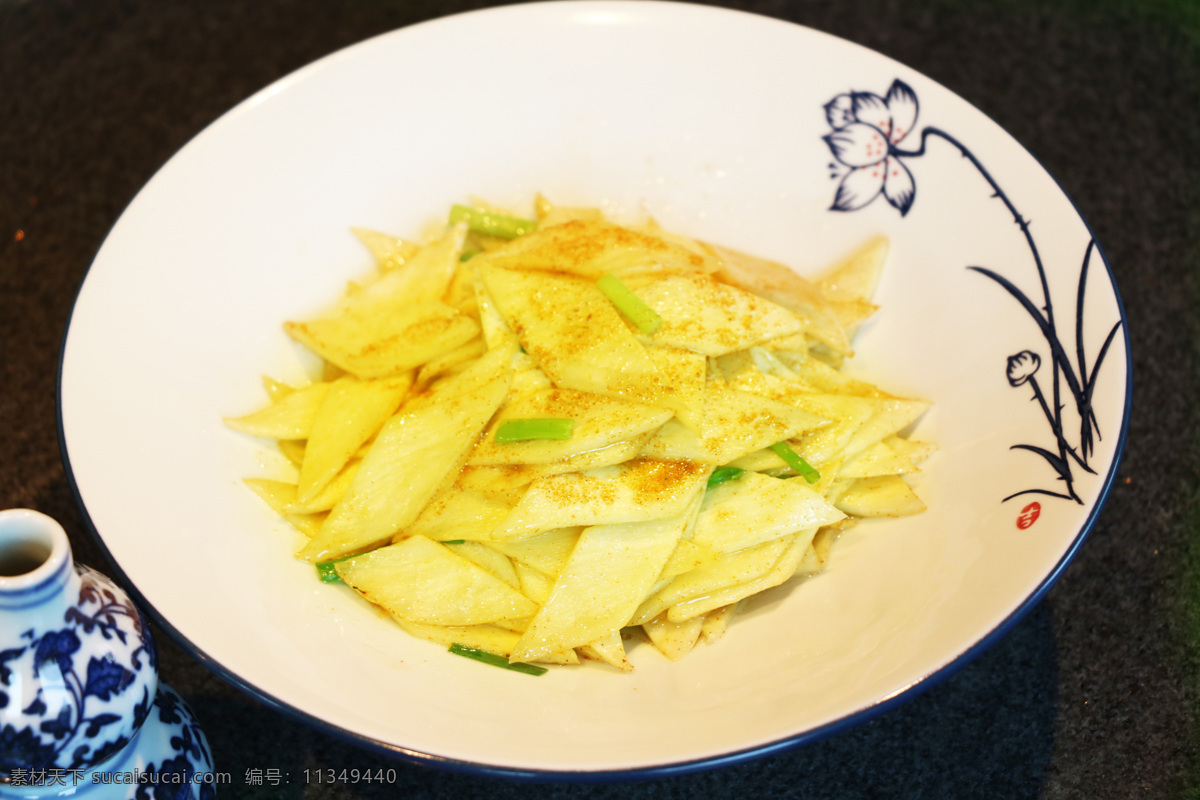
33,629 -> 80,678
1007,350 -> 1041,387
0,722 -> 59,771
823,79 -> 920,215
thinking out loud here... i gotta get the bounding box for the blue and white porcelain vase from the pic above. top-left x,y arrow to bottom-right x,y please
0,509 -> 215,798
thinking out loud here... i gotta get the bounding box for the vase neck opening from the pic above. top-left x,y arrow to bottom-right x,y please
0,509 -> 74,609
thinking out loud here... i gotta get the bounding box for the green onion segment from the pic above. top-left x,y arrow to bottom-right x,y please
596,273 -> 663,335
448,643 -> 548,676
768,441 -> 821,484
315,553 -> 361,584
707,466 -> 746,489
449,204 -> 537,239
315,562 -> 341,583
494,417 -> 575,442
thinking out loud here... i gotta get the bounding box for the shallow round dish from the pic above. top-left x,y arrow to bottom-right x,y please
58,0 -> 1131,779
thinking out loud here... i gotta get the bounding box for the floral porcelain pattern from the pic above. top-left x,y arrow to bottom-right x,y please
822,79 -> 1124,505
0,510 -> 215,797
1,565 -> 156,776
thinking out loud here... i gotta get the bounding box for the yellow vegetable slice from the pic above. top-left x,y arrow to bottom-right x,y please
640,385 -> 829,465
444,541 -> 521,589
883,436 -> 938,465
479,265 -> 665,405
394,619 -> 521,658
297,347 -> 512,561
699,603 -> 741,645
578,631 -> 633,673
632,537 -> 789,624
492,458 -> 708,539
471,218 -> 718,281
336,535 -> 538,626
513,561 -> 556,605
643,613 -> 704,661
510,492 -> 701,663
242,478 -> 325,536
470,388 -> 672,466
351,227 -> 420,272
293,459 -> 361,514
815,234 -> 889,304
403,484 -> 515,543
689,471 -> 844,553
297,374 -> 411,504
836,440 -> 919,479
705,242 -> 852,357
636,274 -> 806,356
224,381 -> 329,440
284,301 -> 480,380
832,475 -> 928,518
667,528 -> 819,623
489,528 -> 581,577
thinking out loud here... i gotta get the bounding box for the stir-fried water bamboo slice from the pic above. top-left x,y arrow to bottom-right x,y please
510,491 -> 703,663
284,301 -> 479,380
832,475 -> 928,517
443,541 -> 521,589
392,619 -> 579,665
578,631 -> 633,672
351,227 -> 419,272
285,224 -> 479,379
837,440 -> 919,479
513,561 -> 556,605
635,275 -> 807,356
489,528 -> 581,577
471,218 -> 719,281
689,471 -> 844,553
293,459 -> 361,514
816,235 -> 889,304
479,265 -> 668,407
337,535 -> 539,626
470,388 -> 673,466
297,347 -> 512,561
882,435 -> 939,466
643,613 -> 705,661
630,537 -> 789,626
297,374 -> 411,505
705,242 -> 852,357
403,484 -> 515,543
699,603 -> 741,645
667,528 -> 820,623
242,478 -> 326,538
224,381 -> 330,440
493,458 -> 709,539
640,385 -> 829,465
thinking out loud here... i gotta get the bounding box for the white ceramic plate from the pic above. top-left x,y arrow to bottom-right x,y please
59,1 -> 1130,779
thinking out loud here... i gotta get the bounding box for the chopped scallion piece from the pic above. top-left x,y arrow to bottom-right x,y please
448,643 -> 548,676
768,441 -> 821,484
440,539 -> 466,545
315,561 -> 342,583
707,466 -> 746,489
449,204 -> 537,239
315,553 -> 360,584
596,273 -> 663,335
459,250 -> 480,262
494,417 -> 574,442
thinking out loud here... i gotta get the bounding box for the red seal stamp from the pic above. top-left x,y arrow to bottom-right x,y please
1016,501 -> 1041,530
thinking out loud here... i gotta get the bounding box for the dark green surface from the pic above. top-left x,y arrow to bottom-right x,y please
3,0 -> 1199,796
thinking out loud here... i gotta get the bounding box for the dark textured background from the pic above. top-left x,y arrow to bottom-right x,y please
3,0 -> 1198,796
